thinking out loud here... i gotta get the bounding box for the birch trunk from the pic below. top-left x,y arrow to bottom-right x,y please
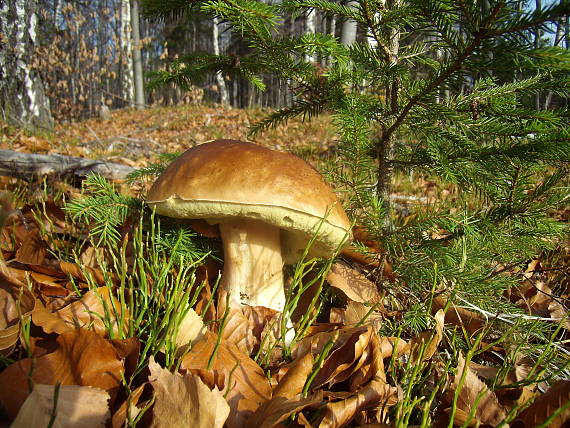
534,0 -> 542,110
545,2 -> 566,110
0,0 -> 54,131
120,0 -> 134,106
305,9 -> 317,62
131,0 -> 145,109
213,17 -> 229,105
340,1 -> 358,46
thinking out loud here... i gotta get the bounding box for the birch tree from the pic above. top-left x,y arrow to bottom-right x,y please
0,0 -> 54,130
340,0 -> 357,46
305,9 -> 317,62
131,0 -> 145,109
212,17 -> 228,105
120,0 -> 134,105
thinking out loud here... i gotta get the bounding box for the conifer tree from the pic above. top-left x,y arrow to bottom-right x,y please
142,0 -> 569,326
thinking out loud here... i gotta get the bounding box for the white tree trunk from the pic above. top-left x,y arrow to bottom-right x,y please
53,0 -> 65,30
0,0 -> 54,131
213,17 -> 229,105
120,0 -> 134,105
340,1 -> 358,46
131,0 -> 145,109
534,0 -> 542,110
305,9 -> 317,62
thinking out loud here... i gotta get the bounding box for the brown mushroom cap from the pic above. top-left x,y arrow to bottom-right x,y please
147,139 -> 352,261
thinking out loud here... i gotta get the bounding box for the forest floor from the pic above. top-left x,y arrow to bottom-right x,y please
1,104 -> 336,168
0,104 -> 569,427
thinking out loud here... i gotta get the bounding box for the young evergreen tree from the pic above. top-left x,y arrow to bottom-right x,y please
142,0 -> 569,327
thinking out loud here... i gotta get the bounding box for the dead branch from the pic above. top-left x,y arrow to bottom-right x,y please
0,150 -> 135,180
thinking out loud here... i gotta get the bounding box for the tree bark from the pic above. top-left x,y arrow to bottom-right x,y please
0,0 -> 54,131
376,0 -> 400,231
534,0 -> 542,110
213,17 -> 229,105
0,150 -> 134,180
131,0 -> 145,109
305,9 -> 317,62
120,0 -> 134,106
340,1 -> 358,46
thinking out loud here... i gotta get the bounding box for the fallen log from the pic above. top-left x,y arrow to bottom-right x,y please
0,150 -> 135,180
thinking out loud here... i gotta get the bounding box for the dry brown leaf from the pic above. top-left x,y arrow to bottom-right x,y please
111,383 -> 146,428
408,309 -> 445,362
432,297 -> 485,336
274,352 -> 315,399
0,273 -> 35,354
80,245 -> 106,268
350,333 -> 387,391
528,281 -> 555,318
330,301 -> 383,330
547,300 -> 570,331
59,260 -> 107,287
15,228 -> 46,265
148,357 -> 229,428
160,306 -> 205,355
0,328 -> 123,420
311,327 -> 375,389
448,353 -> 506,427
513,380 -> 570,428
110,337 -> 141,380
217,295 -> 257,354
327,262 -> 380,303
32,286 -> 127,337
318,379 -> 399,428
249,352 -> 320,428
180,331 -> 271,428
0,287 -> 20,354
250,392 -> 324,428
11,384 -> 110,428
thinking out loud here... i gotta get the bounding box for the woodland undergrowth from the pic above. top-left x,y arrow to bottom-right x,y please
0,107 -> 568,426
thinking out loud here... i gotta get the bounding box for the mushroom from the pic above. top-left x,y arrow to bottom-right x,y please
146,139 -> 352,314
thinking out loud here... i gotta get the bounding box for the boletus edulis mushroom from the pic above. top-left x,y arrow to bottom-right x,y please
146,139 -> 351,316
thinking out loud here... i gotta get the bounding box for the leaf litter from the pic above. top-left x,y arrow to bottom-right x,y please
0,106 -> 569,427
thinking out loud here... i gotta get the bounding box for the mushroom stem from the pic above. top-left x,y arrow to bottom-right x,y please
219,218 -> 286,311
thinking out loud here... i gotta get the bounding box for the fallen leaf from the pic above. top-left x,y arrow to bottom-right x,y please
0,287 -> 20,354
60,261 -> 108,287
0,328 -> 123,420
148,357 -> 229,428
15,228 -> 46,265
547,300 -> 570,331
327,262 -> 380,303
217,295 -> 257,354
513,380 -> 570,428
312,327 -> 374,389
350,332 -> 387,391
11,384 -> 110,428
318,378 -> 400,428
161,306 -> 205,356
408,309 -> 445,362
273,352 -> 314,399
432,297 -> 485,336
180,331 -> 271,428
32,286 -> 127,337
253,353 -> 316,428
0,273 -> 35,354
111,383 -> 146,428
330,301 -> 383,329
110,337 -> 141,380
249,391 -> 323,428
447,353 -> 506,427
